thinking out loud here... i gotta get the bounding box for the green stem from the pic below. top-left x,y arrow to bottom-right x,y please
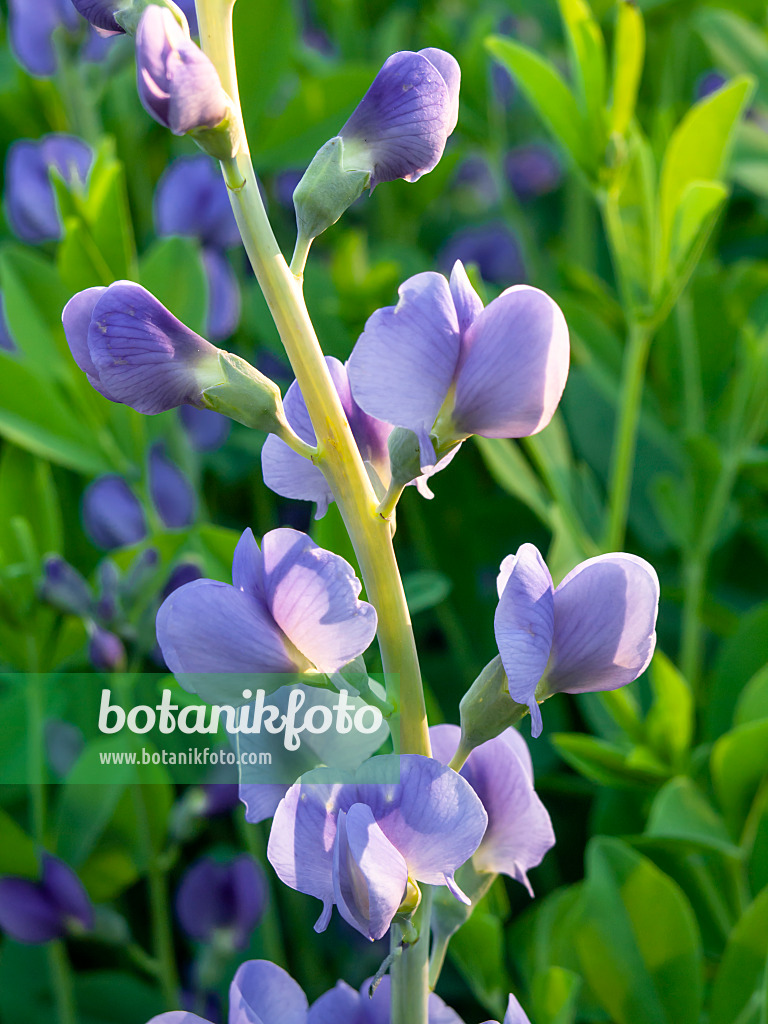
676,294 -> 705,438
48,941 -> 77,1024
196,0 -> 429,757
390,887 -> 433,1024
604,321 -> 653,550
132,787 -> 179,1009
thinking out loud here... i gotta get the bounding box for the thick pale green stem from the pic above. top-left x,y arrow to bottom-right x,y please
605,321 -> 653,550
195,0 -> 429,758
390,887 -> 433,1024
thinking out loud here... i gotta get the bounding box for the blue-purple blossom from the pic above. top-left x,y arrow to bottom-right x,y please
439,225 -> 525,286
202,249 -> 241,341
41,556 -> 93,615
136,6 -> 230,135
70,0 -> 123,33
482,996 -> 531,1024
8,0 -> 80,76
149,444 -> 196,529
348,261 -> 569,468
176,855 -> 267,950
339,48 -> 460,189
88,624 -> 127,671
429,724 -> 554,893
5,135 -> 92,243
157,527 -> 377,697
179,405 -> 231,451
0,854 -> 94,944
267,754 -> 487,941
82,475 -> 147,549
62,281 -> 224,413
696,71 -> 728,101
505,144 -> 562,201
495,545 -> 660,737
147,959 -> 465,1024
155,155 -> 240,250
0,292 -> 15,352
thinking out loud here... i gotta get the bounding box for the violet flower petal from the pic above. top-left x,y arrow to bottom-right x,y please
306,981 -> 361,1024
70,1 -> 123,33
148,1016 -> 210,1024
232,527 -> 267,603
340,50 -> 459,188
449,260 -> 483,338
41,853 -> 94,931
203,248 -> 241,342
239,783 -> 290,824
262,529 -> 377,673
136,7 -> 228,135
179,405 -> 231,451
82,476 -> 147,550
348,272 -> 460,465
5,135 -> 92,243
176,855 -> 266,948
494,545 -> 555,738
451,286 -> 569,439
546,553 -> 659,696
230,959 -> 309,1024
332,804 -> 409,941
0,877 -> 64,943
8,0 -> 79,76
156,579 -> 299,675
149,444 -> 196,528
155,154 -> 240,250
83,281 -> 222,413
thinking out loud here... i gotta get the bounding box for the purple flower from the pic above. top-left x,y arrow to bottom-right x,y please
5,135 -> 92,243
62,281 -> 223,414
199,783 -> 240,816
429,725 -> 554,893
162,562 -> 204,600
179,406 -> 231,451
0,854 -> 94,944
696,71 -> 728,101
495,545 -> 659,737
202,249 -> 241,342
482,996 -> 531,1024
136,6 -> 229,135
149,444 -> 196,529
148,959 -> 464,1024
348,261 -> 569,468
262,357 -> 390,520
41,556 -> 93,615
82,475 -> 147,550
0,292 -> 16,352
155,155 -> 240,250
156,527 -> 377,699
505,144 -> 561,201
89,624 -> 127,671
439,225 -> 525,286
339,48 -> 460,188
267,754 -> 487,941
8,0 -> 80,76
176,855 -> 267,950
70,1 -> 124,33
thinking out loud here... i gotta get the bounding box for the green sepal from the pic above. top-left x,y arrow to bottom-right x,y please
293,137 -> 370,244
201,351 -> 287,433
459,655 -> 528,754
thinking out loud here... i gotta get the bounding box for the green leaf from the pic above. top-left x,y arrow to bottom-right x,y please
735,664 -> 768,726
711,718 -> 768,835
657,76 -> 754,281
139,236 -> 208,336
485,36 -> 592,172
84,141 -> 137,283
645,651 -> 694,769
475,437 -> 553,527
646,777 -> 739,856
0,352 -> 111,474
449,909 -> 511,1017
234,0 -> 298,135
574,837 -> 704,1024
706,601 -> 768,738
0,808 -> 36,875
557,0 -> 607,155
0,446 -> 63,560
604,127 -> 657,309
551,733 -> 670,789
709,884 -> 768,1024
531,965 -> 581,1024
402,570 -> 452,615
732,120 -> 768,197
696,8 -> 768,108
610,2 -> 645,137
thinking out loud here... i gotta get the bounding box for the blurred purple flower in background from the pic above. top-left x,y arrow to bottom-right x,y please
62,281 -> 223,413
5,135 -> 92,244
348,261 -> 569,467
339,48 -> 460,188
8,0 -> 80,76
82,475 -> 147,550
310,975 -> 463,1023
70,0 -> 124,33
430,724 -> 554,893
149,443 -> 197,529
157,527 -> 377,683
88,623 -> 127,671
695,70 -> 728,101
0,292 -> 16,352
267,755 -> 487,940
438,225 -> 525,286
495,545 -> 660,737
176,855 -> 267,950
505,143 -> 561,201
135,6 -> 229,135
41,555 -> 94,615
0,854 -> 94,944
179,406 -> 231,451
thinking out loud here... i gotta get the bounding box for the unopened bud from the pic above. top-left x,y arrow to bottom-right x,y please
458,654 -> 527,754
293,137 -> 370,246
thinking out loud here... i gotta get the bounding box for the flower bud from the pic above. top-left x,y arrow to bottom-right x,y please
40,556 -> 93,616
73,0 -> 189,35
148,445 -> 196,529
5,135 -> 92,244
82,476 -> 147,550
201,351 -> 291,435
458,654 -> 528,754
176,854 -> 267,951
0,854 -> 94,944
293,137 -> 370,247
89,625 -> 127,672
